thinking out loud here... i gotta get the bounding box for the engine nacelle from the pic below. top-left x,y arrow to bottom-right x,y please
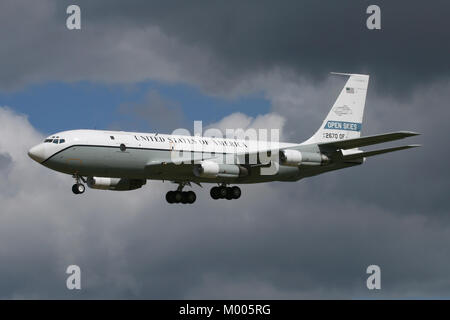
280,149 -> 303,166
87,177 -> 146,191
193,161 -> 248,179
279,150 -> 329,166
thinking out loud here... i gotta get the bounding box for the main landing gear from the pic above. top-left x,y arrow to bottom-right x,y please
210,185 -> 241,200
166,183 -> 196,204
72,175 -> 86,195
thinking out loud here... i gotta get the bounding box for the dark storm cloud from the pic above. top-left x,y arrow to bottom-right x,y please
1,0 -> 448,93
65,0 -> 450,93
277,74 -> 450,217
0,0 -> 212,91
265,73 -> 450,221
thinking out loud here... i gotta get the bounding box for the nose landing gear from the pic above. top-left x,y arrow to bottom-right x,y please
72,174 -> 86,195
72,183 -> 85,194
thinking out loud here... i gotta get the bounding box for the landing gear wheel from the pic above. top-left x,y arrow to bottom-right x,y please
186,191 -> 196,204
72,183 -> 85,194
211,185 -> 240,200
218,186 -> 228,199
166,191 -> 175,203
173,191 -> 183,203
181,192 -> 189,204
225,187 -> 234,200
77,184 -> 85,194
231,186 -> 241,199
210,187 -> 220,200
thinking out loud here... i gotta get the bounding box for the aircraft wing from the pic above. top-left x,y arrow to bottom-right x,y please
318,131 -> 420,150
144,153 -> 228,176
144,146 -> 283,173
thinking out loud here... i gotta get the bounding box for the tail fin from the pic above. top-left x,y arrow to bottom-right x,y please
303,73 -> 369,144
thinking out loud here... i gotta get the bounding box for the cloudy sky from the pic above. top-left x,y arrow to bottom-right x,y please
0,0 -> 449,298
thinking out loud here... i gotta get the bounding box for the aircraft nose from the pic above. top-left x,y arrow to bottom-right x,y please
28,144 -> 46,163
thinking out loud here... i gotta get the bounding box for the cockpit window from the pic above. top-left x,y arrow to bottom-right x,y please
44,137 -> 66,144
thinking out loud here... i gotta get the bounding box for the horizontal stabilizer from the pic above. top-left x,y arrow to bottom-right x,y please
330,72 -> 365,77
319,131 -> 420,150
342,144 -> 421,161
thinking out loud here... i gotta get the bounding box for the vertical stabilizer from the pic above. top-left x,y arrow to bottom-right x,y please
303,73 -> 369,144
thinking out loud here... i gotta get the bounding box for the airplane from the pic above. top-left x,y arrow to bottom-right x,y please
27,73 -> 420,204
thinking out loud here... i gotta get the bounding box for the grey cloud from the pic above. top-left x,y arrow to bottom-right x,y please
0,106 -> 449,299
118,89 -> 186,132
264,75 -> 449,221
66,0 -> 450,93
0,152 -> 13,195
0,0 -> 216,92
0,152 -> 12,171
1,0 -> 448,95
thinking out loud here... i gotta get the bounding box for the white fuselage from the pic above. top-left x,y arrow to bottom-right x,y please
28,129 -> 310,185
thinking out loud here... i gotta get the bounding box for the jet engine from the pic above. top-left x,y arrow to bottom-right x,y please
279,150 -> 329,166
87,177 -> 146,191
193,161 -> 248,178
